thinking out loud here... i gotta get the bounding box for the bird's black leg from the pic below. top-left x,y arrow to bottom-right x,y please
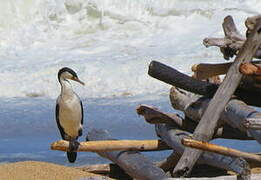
68,139 -> 80,152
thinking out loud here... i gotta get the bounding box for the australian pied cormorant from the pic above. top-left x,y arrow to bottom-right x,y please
56,67 -> 84,163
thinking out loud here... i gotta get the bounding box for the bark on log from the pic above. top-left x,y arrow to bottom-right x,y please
182,138 -> 261,166
137,104 -> 252,140
51,139 -> 170,152
169,87 -> 261,142
173,16 -> 261,177
86,128 -> 168,180
155,124 -> 250,176
148,61 -> 261,106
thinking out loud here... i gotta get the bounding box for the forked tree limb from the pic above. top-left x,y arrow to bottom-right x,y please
173,16 -> 261,177
203,15 -> 261,60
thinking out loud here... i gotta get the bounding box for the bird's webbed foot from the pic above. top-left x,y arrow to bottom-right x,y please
68,140 -> 80,152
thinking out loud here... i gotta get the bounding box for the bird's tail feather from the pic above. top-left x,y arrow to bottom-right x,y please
67,152 -> 77,163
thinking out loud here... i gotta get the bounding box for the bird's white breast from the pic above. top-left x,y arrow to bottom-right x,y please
57,94 -> 82,138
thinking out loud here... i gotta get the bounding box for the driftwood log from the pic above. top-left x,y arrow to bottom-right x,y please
155,123 -> 251,178
51,139 -> 170,152
136,104 -> 253,140
148,61 -> 261,107
182,138 -> 261,167
172,16 -> 261,177
191,61 -> 261,87
169,87 -> 261,143
203,15 -> 261,60
86,128 -> 168,180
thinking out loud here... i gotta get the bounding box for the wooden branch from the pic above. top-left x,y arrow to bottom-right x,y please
182,138 -> 261,166
170,87 -> 259,142
51,139 -> 170,152
203,15 -> 261,60
136,104 -> 184,125
191,61 -> 261,87
148,60 -> 261,106
155,124 -> 251,176
86,129 -> 168,180
192,62 -> 231,80
173,16 -> 261,177
137,103 -> 252,140
136,104 -> 197,133
223,15 -> 245,41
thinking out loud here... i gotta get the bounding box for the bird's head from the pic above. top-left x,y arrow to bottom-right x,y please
58,67 -> 85,85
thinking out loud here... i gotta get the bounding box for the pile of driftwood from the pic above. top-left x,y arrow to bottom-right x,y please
51,15 -> 261,180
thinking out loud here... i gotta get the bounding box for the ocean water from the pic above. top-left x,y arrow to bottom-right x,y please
0,0 -> 260,166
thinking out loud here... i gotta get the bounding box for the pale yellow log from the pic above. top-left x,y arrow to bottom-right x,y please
182,138 -> 261,164
51,139 -> 170,152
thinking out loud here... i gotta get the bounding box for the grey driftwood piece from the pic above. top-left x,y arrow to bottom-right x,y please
155,123 -> 250,177
86,128 -> 168,180
173,16 -> 261,176
137,104 -> 252,140
203,15 -> 261,60
169,87 -> 261,143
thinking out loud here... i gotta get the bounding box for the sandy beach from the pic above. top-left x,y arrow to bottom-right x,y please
0,161 -> 110,180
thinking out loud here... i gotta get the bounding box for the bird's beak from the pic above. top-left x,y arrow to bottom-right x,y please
73,77 -> 85,86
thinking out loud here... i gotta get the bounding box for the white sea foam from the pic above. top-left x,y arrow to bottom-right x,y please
0,0 -> 260,99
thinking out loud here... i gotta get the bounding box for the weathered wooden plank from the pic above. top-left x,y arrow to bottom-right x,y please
173,16 -> 261,177
86,129 -> 168,180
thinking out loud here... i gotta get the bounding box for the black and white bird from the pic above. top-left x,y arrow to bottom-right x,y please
56,67 -> 84,163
